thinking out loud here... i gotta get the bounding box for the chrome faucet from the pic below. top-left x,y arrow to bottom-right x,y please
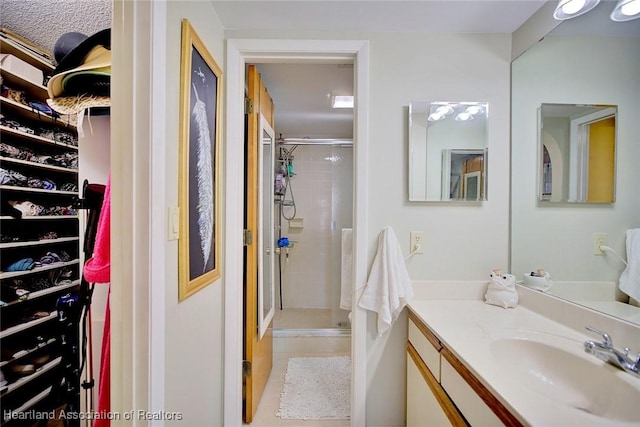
583,326 -> 640,378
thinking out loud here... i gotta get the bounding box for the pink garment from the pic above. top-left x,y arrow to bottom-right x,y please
93,293 -> 110,427
84,175 -> 111,283
83,175 -> 111,427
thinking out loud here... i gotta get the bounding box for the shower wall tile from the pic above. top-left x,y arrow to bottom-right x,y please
279,145 -> 353,315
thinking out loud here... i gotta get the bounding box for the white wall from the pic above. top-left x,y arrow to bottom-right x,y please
511,35 -> 640,284
365,32 -> 511,426
226,29 -> 512,426
161,2 -> 225,425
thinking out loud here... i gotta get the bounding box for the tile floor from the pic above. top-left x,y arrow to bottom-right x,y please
246,350 -> 352,427
245,309 -> 353,426
274,308 -> 350,330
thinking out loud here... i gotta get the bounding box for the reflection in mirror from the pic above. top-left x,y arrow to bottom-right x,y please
409,101 -> 488,201
538,103 -> 617,203
511,5 -> 640,326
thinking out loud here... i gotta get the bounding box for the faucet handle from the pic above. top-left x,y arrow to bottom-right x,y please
585,326 -> 613,348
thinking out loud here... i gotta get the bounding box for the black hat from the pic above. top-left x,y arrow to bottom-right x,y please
47,29 -> 111,99
53,32 -> 89,65
52,29 -> 110,76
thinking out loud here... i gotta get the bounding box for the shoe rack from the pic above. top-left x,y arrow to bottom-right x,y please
1,32 -> 82,425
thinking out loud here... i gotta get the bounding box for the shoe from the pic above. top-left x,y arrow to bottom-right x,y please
9,363 -> 35,376
31,353 -> 50,366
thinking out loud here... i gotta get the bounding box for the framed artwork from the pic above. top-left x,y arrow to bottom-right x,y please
178,19 -> 223,300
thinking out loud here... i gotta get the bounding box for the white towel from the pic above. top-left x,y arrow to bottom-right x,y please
358,227 -> 414,335
340,228 -> 353,310
619,228 -> 640,301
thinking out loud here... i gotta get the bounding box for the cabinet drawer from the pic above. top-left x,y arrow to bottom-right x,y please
441,349 -> 523,427
408,310 -> 442,381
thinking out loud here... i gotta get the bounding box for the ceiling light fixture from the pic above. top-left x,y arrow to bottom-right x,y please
553,0 -> 601,20
611,0 -> 640,21
330,95 -> 354,109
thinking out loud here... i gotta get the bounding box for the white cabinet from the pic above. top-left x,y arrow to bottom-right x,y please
407,309 -> 522,427
406,311 -> 466,427
407,352 -> 452,427
440,355 -> 502,426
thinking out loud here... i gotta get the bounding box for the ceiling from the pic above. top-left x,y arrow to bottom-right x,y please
0,0 -> 112,57
211,1 -> 548,34
256,63 -> 355,140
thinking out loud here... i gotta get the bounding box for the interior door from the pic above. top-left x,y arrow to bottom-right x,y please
243,65 -> 275,423
587,117 -> 615,203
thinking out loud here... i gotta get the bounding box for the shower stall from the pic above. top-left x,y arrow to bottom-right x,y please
273,139 -> 353,332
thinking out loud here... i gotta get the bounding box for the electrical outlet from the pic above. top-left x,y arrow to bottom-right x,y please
410,231 -> 424,254
593,233 -> 607,255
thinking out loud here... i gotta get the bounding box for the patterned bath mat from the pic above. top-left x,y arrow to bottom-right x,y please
277,356 -> 351,420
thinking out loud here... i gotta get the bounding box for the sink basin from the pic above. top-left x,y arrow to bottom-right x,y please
491,336 -> 640,422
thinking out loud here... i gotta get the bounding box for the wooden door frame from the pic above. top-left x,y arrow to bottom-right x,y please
224,39 -> 370,427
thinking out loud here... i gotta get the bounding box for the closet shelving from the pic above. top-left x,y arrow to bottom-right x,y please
1,33 -> 82,425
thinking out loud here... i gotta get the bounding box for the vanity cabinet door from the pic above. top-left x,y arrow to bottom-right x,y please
407,352 -> 458,427
440,357 -> 503,426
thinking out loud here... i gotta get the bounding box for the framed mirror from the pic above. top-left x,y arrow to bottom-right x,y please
258,114 -> 275,339
409,101 -> 489,201
538,103 -> 617,203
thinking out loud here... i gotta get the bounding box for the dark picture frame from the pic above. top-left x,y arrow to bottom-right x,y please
178,19 -> 222,300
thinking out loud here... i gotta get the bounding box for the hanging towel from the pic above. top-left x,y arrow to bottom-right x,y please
619,228 -> 640,301
340,228 -> 353,310
358,227 -> 413,335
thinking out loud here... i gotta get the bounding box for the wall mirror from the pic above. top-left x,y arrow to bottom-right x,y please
538,103 -> 617,203
511,4 -> 640,326
409,101 -> 488,202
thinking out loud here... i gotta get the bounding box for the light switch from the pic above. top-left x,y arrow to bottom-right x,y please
168,206 -> 179,240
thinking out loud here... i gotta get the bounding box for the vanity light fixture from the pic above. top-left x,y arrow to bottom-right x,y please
428,103 -> 454,121
465,105 -> 483,115
435,105 -> 454,115
553,0 -> 601,20
455,112 -> 473,121
428,103 -> 485,122
330,95 -> 354,109
611,0 -> 640,21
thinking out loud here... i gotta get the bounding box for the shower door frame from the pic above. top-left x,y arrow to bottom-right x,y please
224,39 -> 370,427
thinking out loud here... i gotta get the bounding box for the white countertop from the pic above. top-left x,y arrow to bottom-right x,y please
408,299 -> 640,427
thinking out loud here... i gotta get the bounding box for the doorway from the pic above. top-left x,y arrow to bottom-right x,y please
246,62 -> 354,424
225,39 -> 370,427
257,63 -> 354,332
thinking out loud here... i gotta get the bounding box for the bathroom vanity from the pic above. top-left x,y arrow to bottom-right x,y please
406,282 -> 640,427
